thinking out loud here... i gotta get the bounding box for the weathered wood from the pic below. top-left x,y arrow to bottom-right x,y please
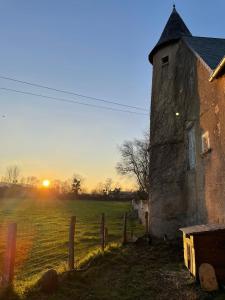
180,224 -> 225,235
68,216 -> 76,270
100,213 -> 105,251
183,235 -> 196,277
3,223 -> 17,285
145,211 -> 149,234
196,255 -> 225,267
123,212 -> 127,244
194,233 -> 225,248
182,226 -> 225,283
183,233 -> 188,268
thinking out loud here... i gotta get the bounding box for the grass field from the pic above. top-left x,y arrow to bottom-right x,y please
0,198 -> 143,294
5,241 -> 223,300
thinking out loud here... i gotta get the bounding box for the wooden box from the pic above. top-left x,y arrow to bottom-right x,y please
180,224 -> 225,283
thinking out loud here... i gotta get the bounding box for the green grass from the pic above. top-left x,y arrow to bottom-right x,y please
3,241 -> 223,300
0,198 -> 143,294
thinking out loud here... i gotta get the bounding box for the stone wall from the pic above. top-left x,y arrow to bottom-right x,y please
149,41 -> 195,238
149,38 -> 225,238
132,199 -> 149,225
195,57 -> 225,225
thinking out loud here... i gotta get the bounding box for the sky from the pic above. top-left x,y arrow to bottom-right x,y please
1,0 -> 225,190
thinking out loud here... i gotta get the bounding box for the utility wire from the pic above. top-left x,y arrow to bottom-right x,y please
0,87 -> 149,116
0,75 -> 148,112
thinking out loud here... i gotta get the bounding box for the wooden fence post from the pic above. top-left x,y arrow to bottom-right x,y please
145,211 -> 149,234
3,223 -> 17,286
68,216 -> 76,270
123,212 -> 127,244
100,213 -> 105,251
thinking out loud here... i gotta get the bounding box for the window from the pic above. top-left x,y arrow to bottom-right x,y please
201,131 -> 210,154
161,56 -> 169,66
188,127 -> 196,170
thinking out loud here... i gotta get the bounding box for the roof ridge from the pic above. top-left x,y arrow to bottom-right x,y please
186,35 -> 225,41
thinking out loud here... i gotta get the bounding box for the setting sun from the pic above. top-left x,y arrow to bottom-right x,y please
42,179 -> 50,188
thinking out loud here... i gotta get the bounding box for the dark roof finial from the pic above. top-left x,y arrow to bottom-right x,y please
173,3 -> 176,10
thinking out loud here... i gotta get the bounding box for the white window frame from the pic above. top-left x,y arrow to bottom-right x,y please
201,131 -> 210,154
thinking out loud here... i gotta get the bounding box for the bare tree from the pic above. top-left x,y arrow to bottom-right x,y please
71,174 -> 84,199
71,178 -> 81,197
92,182 -> 104,195
27,176 -> 39,187
103,178 -> 113,195
5,165 -> 21,184
116,133 -> 150,196
21,176 -> 39,187
61,179 -> 72,194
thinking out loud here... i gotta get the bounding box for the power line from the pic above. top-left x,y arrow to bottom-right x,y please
0,75 -> 148,112
0,87 -> 149,116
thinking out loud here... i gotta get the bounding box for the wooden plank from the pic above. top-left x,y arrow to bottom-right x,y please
195,252 -> 225,266
183,233 -> 188,268
191,246 -> 196,277
180,224 -> 225,235
183,233 -> 196,277
194,234 -> 225,249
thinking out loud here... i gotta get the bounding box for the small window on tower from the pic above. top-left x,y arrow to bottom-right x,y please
162,56 -> 169,66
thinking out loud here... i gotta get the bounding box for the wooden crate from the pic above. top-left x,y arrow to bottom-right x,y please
180,224 -> 225,283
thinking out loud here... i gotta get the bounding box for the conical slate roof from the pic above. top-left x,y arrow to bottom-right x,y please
149,6 -> 192,63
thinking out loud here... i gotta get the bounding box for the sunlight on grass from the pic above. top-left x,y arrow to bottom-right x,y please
0,199 -> 144,294
78,242 -> 121,269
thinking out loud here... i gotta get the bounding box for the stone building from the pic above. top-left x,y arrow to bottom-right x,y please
148,6 -> 225,238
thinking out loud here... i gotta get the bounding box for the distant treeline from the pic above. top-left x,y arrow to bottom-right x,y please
0,184 -> 139,202
0,165 -> 148,201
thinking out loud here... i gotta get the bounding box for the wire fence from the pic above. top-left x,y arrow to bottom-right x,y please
0,210 -> 145,288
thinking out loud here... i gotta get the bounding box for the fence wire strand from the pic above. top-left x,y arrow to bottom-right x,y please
0,209 -> 143,286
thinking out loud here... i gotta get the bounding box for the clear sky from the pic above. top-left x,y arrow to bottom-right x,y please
1,0 -> 225,190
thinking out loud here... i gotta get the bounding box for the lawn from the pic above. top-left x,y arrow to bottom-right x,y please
4,241 -> 224,300
0,198 -> 143,294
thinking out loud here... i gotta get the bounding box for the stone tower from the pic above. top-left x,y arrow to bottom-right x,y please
148,6 -> 193,238
148,6 -> 225,238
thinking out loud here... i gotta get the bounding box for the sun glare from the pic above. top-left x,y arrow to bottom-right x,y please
42,179 -> 50,188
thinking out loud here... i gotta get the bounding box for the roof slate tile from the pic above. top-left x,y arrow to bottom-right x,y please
183,36 -> 225,70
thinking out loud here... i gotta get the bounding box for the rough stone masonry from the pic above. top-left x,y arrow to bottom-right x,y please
148,6 -> 225,238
